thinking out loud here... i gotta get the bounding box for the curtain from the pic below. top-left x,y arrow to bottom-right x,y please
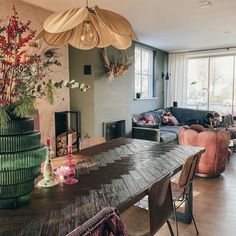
167,53 -> 189,107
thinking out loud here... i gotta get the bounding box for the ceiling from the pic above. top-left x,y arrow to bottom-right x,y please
22,0 -> 236,52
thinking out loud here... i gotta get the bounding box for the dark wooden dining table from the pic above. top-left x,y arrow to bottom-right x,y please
0,138 -> 204,236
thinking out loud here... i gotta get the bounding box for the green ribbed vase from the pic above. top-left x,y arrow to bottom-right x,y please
0,118 -> 46,209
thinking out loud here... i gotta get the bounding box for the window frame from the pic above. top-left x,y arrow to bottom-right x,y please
134,45 -> 154,99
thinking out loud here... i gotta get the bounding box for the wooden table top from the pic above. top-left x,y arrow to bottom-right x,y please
0,138 -> 204,236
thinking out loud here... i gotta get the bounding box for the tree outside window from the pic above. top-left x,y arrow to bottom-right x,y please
186,56 -> 235,116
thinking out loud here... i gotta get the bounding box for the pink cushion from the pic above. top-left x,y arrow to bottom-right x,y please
137,119 -> 146,125
167,116 -> 179,126
144,114 -> 155,125
190,124 -> 205,133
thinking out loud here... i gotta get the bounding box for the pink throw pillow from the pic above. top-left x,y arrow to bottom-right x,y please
190,124 -> 205,133
137,119 -> 146,125
144,114 -> 155,125
168,116 -> 179,126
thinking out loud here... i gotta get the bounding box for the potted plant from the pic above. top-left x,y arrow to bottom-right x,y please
0,6 -> 89,209
136,92 -> 142,99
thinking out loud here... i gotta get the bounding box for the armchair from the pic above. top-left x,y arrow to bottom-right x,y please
178,125 -> 231,177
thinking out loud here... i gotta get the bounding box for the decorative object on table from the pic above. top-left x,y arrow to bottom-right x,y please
0,7 -> 88,208
0,6 -> 89,125
36,0 -> 137,50
55,111 -> 79,156
37,137 -> 59,188
65,135 -> 76,167
0,118 -> 46,209
54,166 -> 78,185
101,48 -> 133,81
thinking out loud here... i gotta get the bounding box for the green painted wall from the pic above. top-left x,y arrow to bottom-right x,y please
69,43 -> 168,138
69,48 -> 96,137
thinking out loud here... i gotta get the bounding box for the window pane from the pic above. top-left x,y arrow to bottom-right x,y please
135,47 -> 141,74
141,75 -> 149,97
134,45 -> 154,98
135,73 -> 141,94
209,56 -> 234,115
187,58 -> 208,110
142,50 -> 152,75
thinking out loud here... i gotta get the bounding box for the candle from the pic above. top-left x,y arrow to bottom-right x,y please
46,137 -> 51,147
68,134 -> 73,146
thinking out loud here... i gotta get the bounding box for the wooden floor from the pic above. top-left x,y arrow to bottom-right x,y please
158,154 -> 236,236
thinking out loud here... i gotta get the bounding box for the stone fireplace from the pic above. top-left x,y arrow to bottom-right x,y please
103,120 -> 126,141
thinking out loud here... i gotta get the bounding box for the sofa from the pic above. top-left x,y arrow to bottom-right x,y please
132,107 -> 213,144
179,124 -> 231,177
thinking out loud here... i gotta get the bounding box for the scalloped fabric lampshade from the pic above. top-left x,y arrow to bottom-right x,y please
36,5 -> 138,50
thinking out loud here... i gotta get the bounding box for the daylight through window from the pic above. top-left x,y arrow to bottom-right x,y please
186,56 -> 236,116
135,45 -> 154,98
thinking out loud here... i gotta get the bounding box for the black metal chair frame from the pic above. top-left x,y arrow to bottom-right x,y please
172,154 -> 200,236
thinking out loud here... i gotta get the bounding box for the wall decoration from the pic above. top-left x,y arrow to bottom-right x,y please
101,48 -> 133,81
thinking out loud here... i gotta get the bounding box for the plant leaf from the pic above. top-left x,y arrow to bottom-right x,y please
0,106 -> 9,126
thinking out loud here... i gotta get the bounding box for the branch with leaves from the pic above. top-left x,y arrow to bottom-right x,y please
0,6 -> 90,125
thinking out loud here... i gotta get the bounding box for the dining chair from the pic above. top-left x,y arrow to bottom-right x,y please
120,173 -> 175,236
80,136 -> 106,150
171,154 -> 200,236
66,207 -> 126,236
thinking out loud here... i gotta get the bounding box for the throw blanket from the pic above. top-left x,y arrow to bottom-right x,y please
66,207 -> 126,236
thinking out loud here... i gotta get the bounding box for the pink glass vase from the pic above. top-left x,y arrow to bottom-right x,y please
54,166 -> 78,185
65,145 -> 75,167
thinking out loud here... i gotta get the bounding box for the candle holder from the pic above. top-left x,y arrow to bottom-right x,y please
64,145 -> 76,167
37,138 -> 59,188
54,166 -> 78,185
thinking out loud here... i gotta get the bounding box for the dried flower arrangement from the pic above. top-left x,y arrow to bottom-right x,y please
101,48 -> 133,81
0,6 -> 90,124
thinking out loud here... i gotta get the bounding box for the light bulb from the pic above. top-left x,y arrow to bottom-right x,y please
80,21 -> 97,47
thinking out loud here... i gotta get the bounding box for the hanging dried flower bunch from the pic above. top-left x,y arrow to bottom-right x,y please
101,48 -> 133,81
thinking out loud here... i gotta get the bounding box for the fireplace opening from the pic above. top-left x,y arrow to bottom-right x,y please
103,120 -> 126,141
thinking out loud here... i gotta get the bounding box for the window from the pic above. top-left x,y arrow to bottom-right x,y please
186,56 -> 236,116
135,45 -> 154,98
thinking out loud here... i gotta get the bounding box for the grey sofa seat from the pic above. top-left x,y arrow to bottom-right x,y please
159,126 -> 182,144
160,131 -> 177,144
160,126 -> 182,134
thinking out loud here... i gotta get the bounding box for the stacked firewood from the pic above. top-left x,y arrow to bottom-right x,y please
56,131 -> 77,156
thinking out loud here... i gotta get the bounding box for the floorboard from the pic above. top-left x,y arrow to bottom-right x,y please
157,154 -> 236,236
